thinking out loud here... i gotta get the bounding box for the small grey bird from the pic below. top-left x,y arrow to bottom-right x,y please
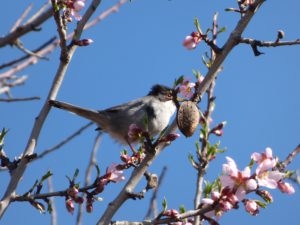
49,84 -> 176,145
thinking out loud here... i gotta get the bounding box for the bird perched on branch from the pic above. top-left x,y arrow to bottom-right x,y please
49,84 -> 176,145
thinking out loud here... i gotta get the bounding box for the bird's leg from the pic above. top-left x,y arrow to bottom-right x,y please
126,137 -> 137,154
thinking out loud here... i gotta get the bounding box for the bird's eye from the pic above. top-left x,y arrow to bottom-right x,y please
167,92 -> 172,98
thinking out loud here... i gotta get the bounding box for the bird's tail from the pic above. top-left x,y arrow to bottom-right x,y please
49,100 -> 102,125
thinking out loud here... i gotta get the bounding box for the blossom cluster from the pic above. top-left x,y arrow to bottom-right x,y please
201,147 -> 295,218
65,163 -> 125,214
61,0 -> 86,21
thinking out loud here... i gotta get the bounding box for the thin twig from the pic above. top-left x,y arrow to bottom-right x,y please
13,40 -> 48,60
10,4 -> 34,32
26,1 -> 51,24
0,97 -> 40,102
76,132 -> 102,225
0,0 -> 128,76
0,7 -> 53,48
239,37 -> 300,56
36,122 -> 93,160
240,37 -> 300,47
279,144 -> 300,171
47,176 -> 57,225
0,37 -> 56,70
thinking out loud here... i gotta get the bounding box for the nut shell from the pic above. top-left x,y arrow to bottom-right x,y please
176,101 -> 200,137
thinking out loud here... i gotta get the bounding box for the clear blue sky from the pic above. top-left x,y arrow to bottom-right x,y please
1,0 -> 300,224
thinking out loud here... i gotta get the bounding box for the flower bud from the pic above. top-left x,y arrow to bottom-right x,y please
257,190 -> 273,203
159,133 -> 180,142
244,200 -> 259,216
73,39 -> 94,46
277,181 -> 295,194
65,198 -> 75,214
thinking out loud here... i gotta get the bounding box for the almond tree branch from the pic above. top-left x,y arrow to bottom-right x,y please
279,144 -> 300,171
0,0 -> 103,218
112,204 -> 215,225
0,0 -> 128,78
10,4 -> 34,32
97,1 -> 266,224
0,37 -> 56,70
239,37 -> 300,56
36,122 -> 93,160
0,97 -> 40,102
0,7 -> 53,48
240,37 -> 300,47
13,39 -> 48,60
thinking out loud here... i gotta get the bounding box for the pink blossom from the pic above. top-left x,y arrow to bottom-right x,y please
179,78 -> 196,98
256,170 -> 285,189
106,163 -> 125,183
71,0 -> 85,20
182,32 -> 202,50
251,147 -> 277,174
220,157 -> 257,200
244,200 -> 259,216
277,181 -> 295,194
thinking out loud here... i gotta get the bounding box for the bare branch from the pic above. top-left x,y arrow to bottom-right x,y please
26,1 -> 51,24
13,39 -> 48,60
10,4 -> 34,32
0,37 -> 56,70
0,97 -> 40,102
239,37 -> 300,56
279,144 -> 300,171
0,7 -> 53,48
36,122 -> 93,160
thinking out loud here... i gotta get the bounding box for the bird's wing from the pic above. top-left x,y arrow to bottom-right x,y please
101,97 -> 149,113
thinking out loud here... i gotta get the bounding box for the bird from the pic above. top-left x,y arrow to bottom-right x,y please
49,84 -> 176,145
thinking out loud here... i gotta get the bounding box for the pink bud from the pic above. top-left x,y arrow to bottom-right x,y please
159,133 -> 180,142
67,187 -> 79,198
212,129 -> 223,136
257,190 -> 273,203
65,198 -> 75,214
73,39 -> 94,46
278,181 -> 295,194
244,200 -> 259,216
73,0 -> 85,11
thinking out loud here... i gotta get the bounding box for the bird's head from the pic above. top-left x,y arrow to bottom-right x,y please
148,84 -> 174,102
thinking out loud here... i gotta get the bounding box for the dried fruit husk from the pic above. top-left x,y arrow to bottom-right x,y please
176,101 -> 200,137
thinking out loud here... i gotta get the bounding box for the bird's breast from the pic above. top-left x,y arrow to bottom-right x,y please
147,100 -> 176,135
